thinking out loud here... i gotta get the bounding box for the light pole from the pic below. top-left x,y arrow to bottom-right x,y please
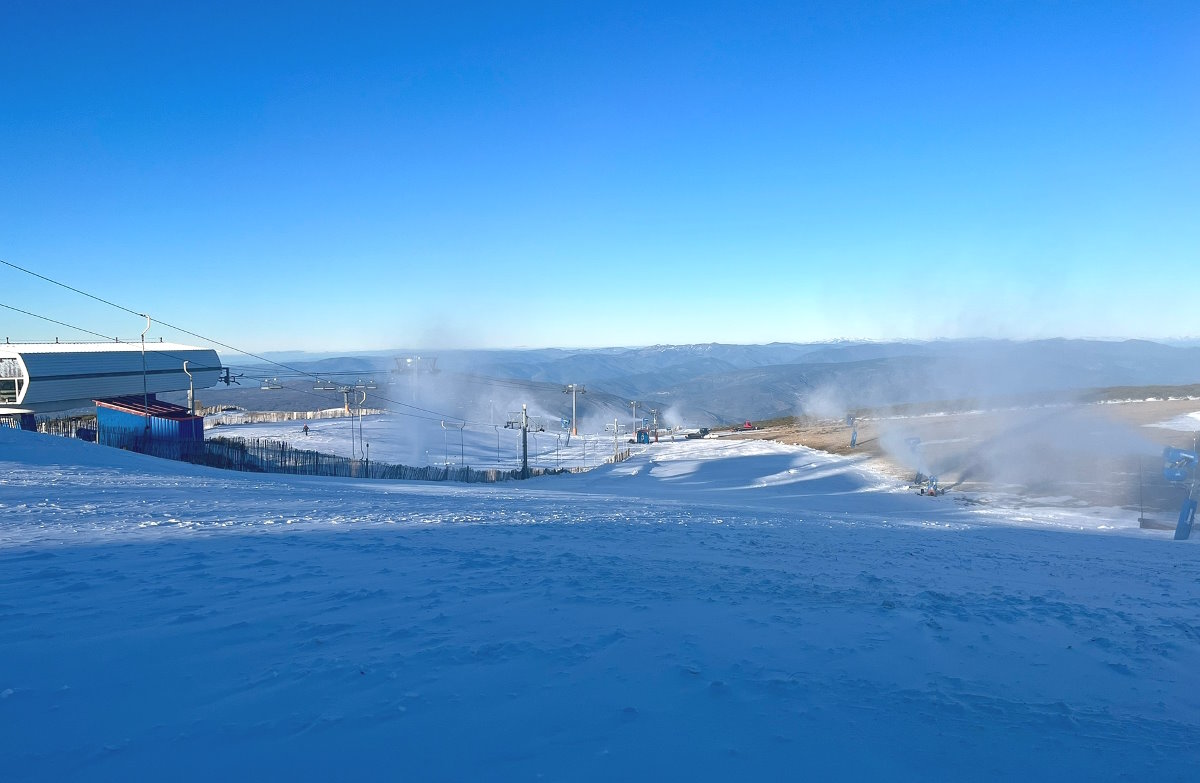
182,360 -> 194,415
356,390 -> 367,459
140,314 -> 151,438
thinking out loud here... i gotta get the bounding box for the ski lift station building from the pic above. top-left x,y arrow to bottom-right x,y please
0,341 -> 222,421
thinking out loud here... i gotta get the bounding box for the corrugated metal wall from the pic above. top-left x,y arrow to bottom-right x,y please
17,347 -> 221,406
97,406 -> 204,447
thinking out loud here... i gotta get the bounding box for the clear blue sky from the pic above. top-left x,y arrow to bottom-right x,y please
2,1 -> 1197,351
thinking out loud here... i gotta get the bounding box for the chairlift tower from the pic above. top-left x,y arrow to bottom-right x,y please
563,384 -> 586,436
505,404 -> 544,478
392,356 -> 439,404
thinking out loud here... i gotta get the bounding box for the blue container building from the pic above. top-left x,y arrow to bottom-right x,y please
96,395 -> 203,449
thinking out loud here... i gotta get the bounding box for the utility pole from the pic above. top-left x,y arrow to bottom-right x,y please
650,409 -> 659,443
631,401 -> 638,435
563,384 -> 586,436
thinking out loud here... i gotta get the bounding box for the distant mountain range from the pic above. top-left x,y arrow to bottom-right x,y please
185,339 -> 1200,427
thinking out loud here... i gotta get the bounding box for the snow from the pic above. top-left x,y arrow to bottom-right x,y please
1147,410 -> 1200,433
2,427 -> 1199,780
212,413 -> 630,470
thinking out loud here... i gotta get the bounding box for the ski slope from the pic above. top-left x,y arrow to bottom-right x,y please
1,427 -> 1198,780
208,412 -> 664,471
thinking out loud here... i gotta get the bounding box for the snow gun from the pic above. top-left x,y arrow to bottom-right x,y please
1162,447 -> 1197,483
1162,447 -> 1199,540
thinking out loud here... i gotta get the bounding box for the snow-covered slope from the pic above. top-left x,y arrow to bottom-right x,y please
1,428 -> 1197,780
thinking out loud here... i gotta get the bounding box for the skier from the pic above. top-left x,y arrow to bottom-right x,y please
302,424 -> 310,436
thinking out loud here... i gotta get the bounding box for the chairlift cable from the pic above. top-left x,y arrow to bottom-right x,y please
0,301 -> 117,341
0,259 -> 474,423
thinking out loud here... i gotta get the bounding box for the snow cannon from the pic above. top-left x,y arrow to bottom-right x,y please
1162,447 -> 1198,483
1175,499 -> 1197,541
1162,447 -> 1199,540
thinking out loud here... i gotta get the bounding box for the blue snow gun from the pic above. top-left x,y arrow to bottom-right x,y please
1162,447 -> 1199,540
1162,447 -> 1197,483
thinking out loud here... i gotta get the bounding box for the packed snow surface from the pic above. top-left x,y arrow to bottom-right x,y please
1148,410 -> 1200,433
1,427 -> 1198,780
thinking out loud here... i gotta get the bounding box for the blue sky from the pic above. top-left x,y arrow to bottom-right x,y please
2,1 -> 1197,351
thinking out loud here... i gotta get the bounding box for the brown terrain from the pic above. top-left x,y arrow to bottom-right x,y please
725,397 -> 1200,522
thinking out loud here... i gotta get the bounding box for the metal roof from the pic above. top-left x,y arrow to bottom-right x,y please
0,341 -> 212,356
0,341 -> 222,415
95,395 -> 200,421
